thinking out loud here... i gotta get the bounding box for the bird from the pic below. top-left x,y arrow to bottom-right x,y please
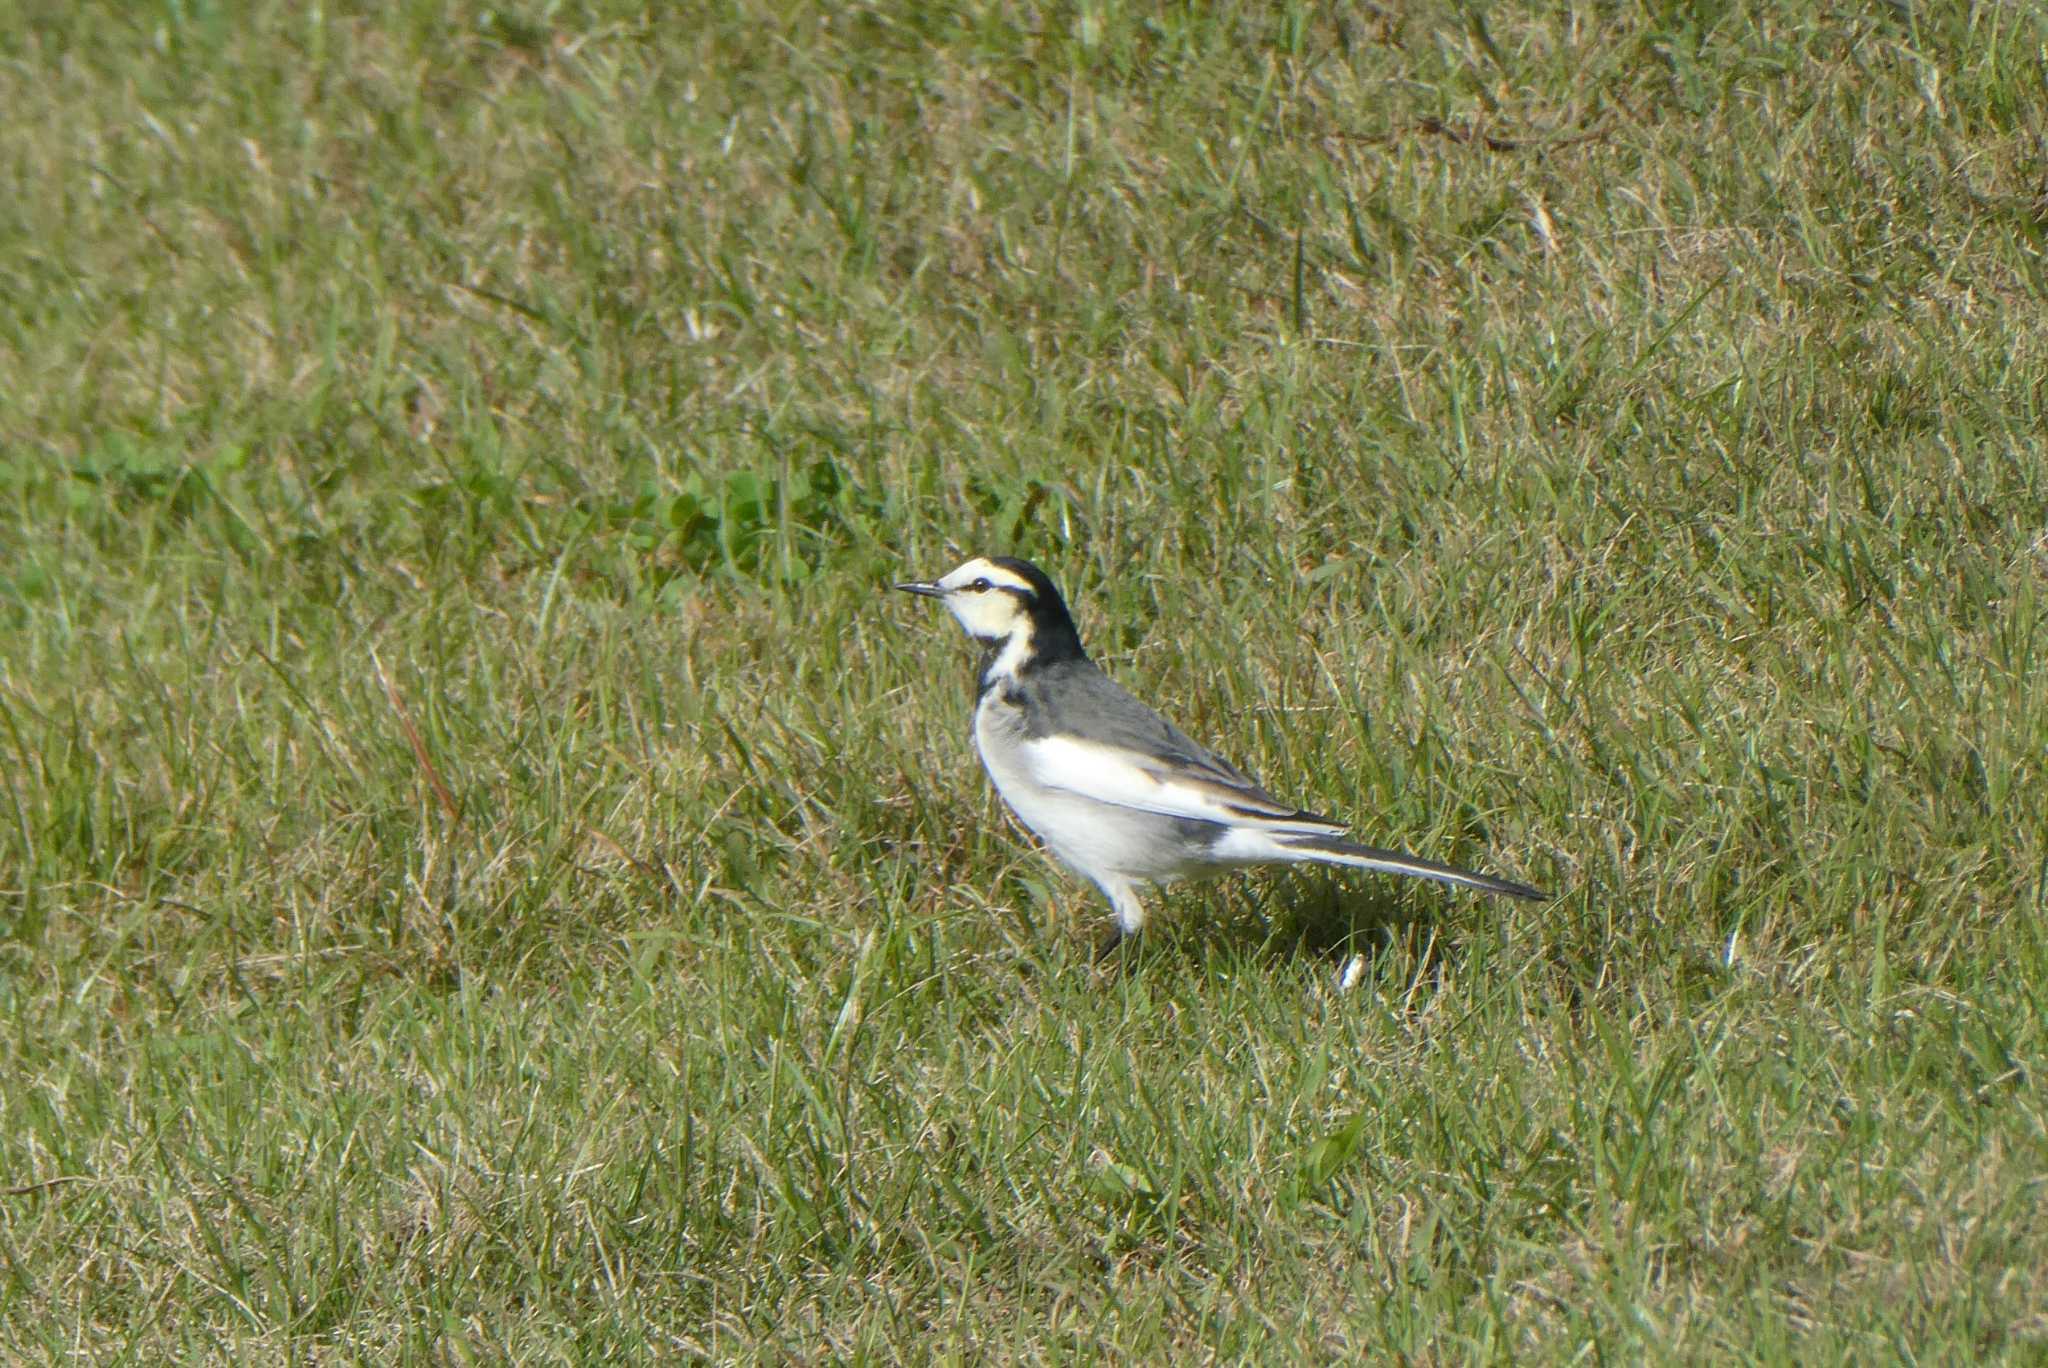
891,555 -> 1548,953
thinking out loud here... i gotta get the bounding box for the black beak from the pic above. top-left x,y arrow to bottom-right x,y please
891,580 -> 945,598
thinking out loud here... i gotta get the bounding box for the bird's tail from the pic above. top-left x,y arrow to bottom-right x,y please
1259,831 -> 1548,901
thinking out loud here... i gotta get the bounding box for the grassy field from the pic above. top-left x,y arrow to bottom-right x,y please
4,0 -> 2047,1358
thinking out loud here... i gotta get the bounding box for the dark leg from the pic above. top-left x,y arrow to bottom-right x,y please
1093,923 -> 1127,964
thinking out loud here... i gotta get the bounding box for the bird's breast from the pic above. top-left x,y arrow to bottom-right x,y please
971,691 -> 1036,796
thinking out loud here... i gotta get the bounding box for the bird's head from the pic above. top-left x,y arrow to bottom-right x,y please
892,555 -> 1085,683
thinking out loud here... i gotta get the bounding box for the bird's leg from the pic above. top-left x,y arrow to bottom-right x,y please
1092,881 -> 1147,965
1093,923 -> 1127,964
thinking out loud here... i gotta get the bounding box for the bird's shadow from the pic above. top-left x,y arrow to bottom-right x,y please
1132,872 -> 1475,986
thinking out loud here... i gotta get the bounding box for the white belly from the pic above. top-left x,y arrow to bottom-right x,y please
973,698 -> 1210,888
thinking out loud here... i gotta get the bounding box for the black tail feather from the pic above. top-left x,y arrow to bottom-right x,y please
1275,833 -> 1549,901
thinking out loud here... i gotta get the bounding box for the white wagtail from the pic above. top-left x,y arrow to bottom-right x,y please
893,555 -> 1548,951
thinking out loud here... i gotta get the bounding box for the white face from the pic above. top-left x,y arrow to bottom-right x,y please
926,557 -> 1038,642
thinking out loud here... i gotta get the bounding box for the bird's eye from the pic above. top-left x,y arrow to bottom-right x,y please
970,578 -> 992,593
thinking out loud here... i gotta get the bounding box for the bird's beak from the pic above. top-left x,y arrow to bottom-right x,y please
891,580 -> 945,598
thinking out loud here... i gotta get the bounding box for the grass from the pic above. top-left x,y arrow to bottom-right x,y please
3,0 -> 2047,1357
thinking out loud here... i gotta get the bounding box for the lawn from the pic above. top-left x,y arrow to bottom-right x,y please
3,0 -> 2046,1358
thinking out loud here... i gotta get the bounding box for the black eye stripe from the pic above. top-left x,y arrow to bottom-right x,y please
954,572 -> 1032,597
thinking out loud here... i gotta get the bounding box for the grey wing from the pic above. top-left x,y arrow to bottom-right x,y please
1025,661 -> 1342,827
